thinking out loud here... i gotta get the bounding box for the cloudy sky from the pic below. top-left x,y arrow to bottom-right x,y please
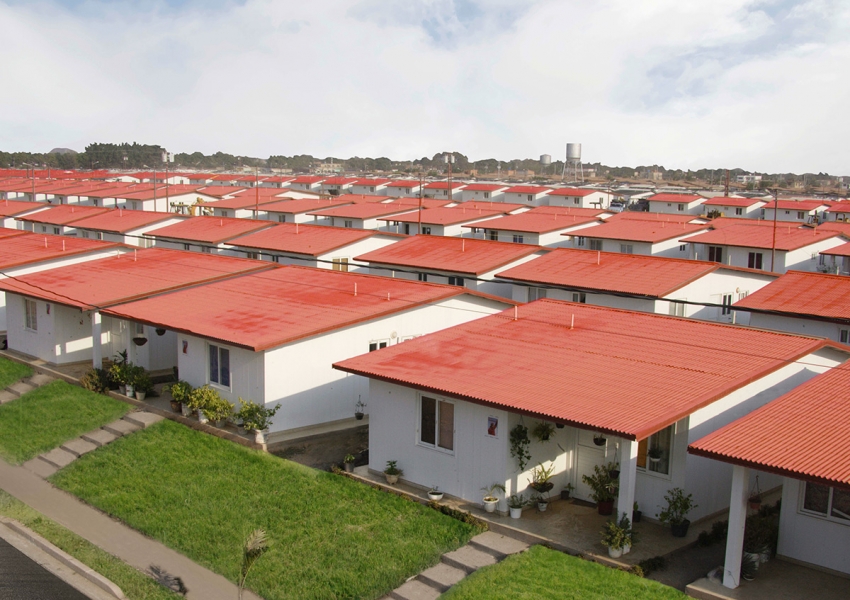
1,0 -> 847,173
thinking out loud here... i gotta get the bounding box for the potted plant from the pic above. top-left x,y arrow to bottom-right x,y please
507,494 -> 527,519
124,364 -> 144,398
354,399 -> 366,421
647,445 -> 663,464
560,483 -> 574,501
581,462 -> 619,515
528,463 -> 555,496
343,454 -> 355,473
109,361 -> 130,395
658,487 -> 697,537
748,493 -> 762,511
187,385 -> 221,425
164,380 -> 193,414
237,399 -> 281,444
632,501 -> 642,523
741,553 -> 758,581
593,433 -> 607,446
536,494 -> 549,512
600,519 -> 627,558
383,460 -> 402,485
203,394 -> 235,428
532,421 -> 555,442
481,483 -> 506,513
619,514 -> 635,554
428,487 -> 443,501
509,424 -> 531,471
131,370 -> 153,401
609,463 -> 621,480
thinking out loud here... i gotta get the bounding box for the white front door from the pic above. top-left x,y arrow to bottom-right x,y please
574,429 -> 611,503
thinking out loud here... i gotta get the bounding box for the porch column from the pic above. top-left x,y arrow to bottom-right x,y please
723,465 -> 749,589
617,438 -> 638,521
91,311 -> 102,370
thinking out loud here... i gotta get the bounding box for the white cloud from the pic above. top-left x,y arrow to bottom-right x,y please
0,0 -> 847,173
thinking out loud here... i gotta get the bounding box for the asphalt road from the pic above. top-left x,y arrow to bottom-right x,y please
0,537 -> 89,600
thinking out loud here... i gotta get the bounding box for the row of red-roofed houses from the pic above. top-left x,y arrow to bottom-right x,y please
1,225 -> 848,584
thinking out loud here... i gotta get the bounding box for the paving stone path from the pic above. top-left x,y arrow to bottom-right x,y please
385,531 -> 529,600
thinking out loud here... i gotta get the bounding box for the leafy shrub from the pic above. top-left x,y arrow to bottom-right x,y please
80,368 -> 110,394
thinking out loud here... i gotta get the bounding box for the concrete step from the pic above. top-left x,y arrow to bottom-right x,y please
7,381 -> 35,397
469,531 -> 529,559
81,429 -> 118,448
441,545 -> 497,574
27,373 -> 55,387
417,562 -> 466,592
0,390 -> 17,405
60,438 -> 98,458
103,419 -> 140,437
123,411 -> 163,429
389,579 -> 441,600
39,447 -> 77,470
22,457 -> 58,479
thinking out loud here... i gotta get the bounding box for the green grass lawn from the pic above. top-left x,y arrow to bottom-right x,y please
51,419 -> 482,600
0,356 -> 32,389
0,380 -> 129,464
0,490 -> 180,600
441,545 -> 687,600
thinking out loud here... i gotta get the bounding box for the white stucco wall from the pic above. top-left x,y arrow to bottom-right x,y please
746,313 -> 850,345
6,298 -> 97,364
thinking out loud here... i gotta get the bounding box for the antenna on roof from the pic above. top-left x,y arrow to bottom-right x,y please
570,314 -> 575,329
44,237 -> 47,248
387,292 -> 390,301
514,306 -> 518,321
62,239 -> 65,251
462,238 -> 465,252
597,251 -> 600,265
296,223 -> 299,234
134,249 -> 137,261
354,283 -> 357,296
220,219 -> 223,226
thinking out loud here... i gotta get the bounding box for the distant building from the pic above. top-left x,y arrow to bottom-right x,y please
736,174 -> 762,184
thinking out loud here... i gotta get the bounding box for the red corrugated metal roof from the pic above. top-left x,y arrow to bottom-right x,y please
334,299 -> 836,440
262,176 -> 296,183
547,187 -> 598,197
733,270 -> 850,320
705,217 -> 776,229
321,177 -> 359,185
226,223 -> 375,256
196,186 -> 245,198
688,364 -> 850,490
0,248 -> 271,309
69,209 -> 181,233
423,181 -> 466,189
385,180 -> 421,188
461,183 -> 508,192
825,202 -> 850,213
684,223 -> 842,251
386,197 -> 453,208
462,201 -> 525,212
0,200 -> 46,217
355,235 -> 541,276
0,227 -> 29,239
817,222 -> 850,235
530,206 -> 612,218
821,241 -> 850,257
291,176 -> 326,184
702,196 -> 766,207
17,205 -> 110,225
495,248 -> 743,296
607,212 -> 705,224
503,185 -> 551,194
333,194 -> 393,204
102,266 -> 508,352
379,207 -> 504,225
352,178 -> 392,186
763,199 -> 829,211
574,219 -> 706,243
467,211 -> 600,234
259,198 -> 353,214
205,194 -> 285,210
648,193 -> 704,203
0,232 -> 121,269
113,185 -> 203,201
146,216 -> 272,244
308,203 -> 417,219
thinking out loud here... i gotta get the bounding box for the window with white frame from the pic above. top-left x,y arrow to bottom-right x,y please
620,244 -> 633,254
24,299 -> 37,331
528,287 -> 546,301
368,340 -> 388,352
572,292 -> 586,303
721,293 -> 733,316
53,227 -> 60,235
246,252 -> 259,260
419,395 -> 454,451
669,300 -> 685,317
513,234 -> 524,244
708,246 -> 723,263
343,220 -> 353,228
801,483 -> 850,524
488,230 -> 498,241
421,226 -> 432,235
677,203 -> 684,212
82,230 -> 90,239
735,207 -> 743,216
589,239 -> 603,251
576,236 -> 586,247
839,329 -> 849,345
278,215 -> 286,223
417,273 -> 428,282
637,424 -> 673,475
748,252 -> 763,269
183,243 -> 191,251
797,211 -> 805,220
679,244 -> 687,252
448,276 -> 464,287
574,198 -> 580,205
332,258 -> 349,272
209,344 -> 230,388
483,192 -> 490,199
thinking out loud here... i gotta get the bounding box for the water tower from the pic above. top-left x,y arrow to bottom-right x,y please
561,143 -> 583,182
539,154 -> 551,176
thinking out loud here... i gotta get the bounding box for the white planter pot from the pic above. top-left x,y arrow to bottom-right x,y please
118,385 -> 126,395
135,391 -> 146,401
385,473 -> 399,485
743,551 -> 760,571
125,385 -> 135,397
608,546 -> 623,559
622,543 -> 631,555
428,493 -> 443,502
483,499 -> 498,513
181,403 -> 192,417
254,428 -> 269,444
509,507 -> 522,519
198,410 -> 209,424
538,502 -> 548,512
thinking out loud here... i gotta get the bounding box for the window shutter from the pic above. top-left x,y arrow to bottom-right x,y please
420,397 -> 436,445
637,438 -> 647,469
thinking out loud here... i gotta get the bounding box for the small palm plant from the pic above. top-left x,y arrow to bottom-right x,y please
238,528 -> 270,600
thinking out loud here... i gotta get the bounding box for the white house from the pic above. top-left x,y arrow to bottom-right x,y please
0,232 -> 125,332
684,223 -> 847,273
0,248 -> 270,369
320,177 -> 359,196
380,207 -> 505,237
496,248 -> 776,324
349,178 -> 392,196
384,180 -> 423,198
334,300 -> 849,529
701,197 -> 766,219
187,173 -> 216,186
820,242 -> 850,275
356,235 -> 544,298
114,187 -> 222,213
288,176 -> 326,191
206,192 -> 287,219
647,193 -> 707,216
501,185 -> 552,206
689,366 -> 850,587
148,216 -> 273,253
100,266 -> 514,441
307,202 -> 417,230
824,202 -> 850,222
223,223 -> 401,271
69,209 -> 185,246
0,200 -> 49,228
733,271 -> 850,344
465,210 -> 603,247
259,198 -> 358,224
547,188 -> 610,209
422,181 -> 466,201
460,184 -> 508,203
761,200 -> 830,224
17,205 -> 111,236
259,175 -> 295,189
574,219 -> 707,257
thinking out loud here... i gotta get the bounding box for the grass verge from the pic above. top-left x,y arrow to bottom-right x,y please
51,419 -> 482,600
440,545 -> 687,600
0,489 -> 180,599
0,356 -> 32,390
0,380 -> 129,464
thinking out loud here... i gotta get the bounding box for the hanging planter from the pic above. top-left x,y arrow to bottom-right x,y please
155,328 -> 166,336
132,336 -> 148,346
532,421 -> 556,443
593,433 -> 607,446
